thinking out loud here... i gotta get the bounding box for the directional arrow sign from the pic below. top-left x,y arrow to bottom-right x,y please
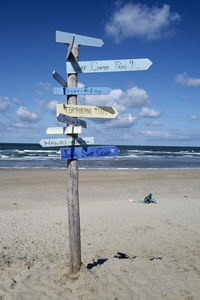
67,58 -> 152,74
39,137 -> 94,147
46,126 -> 82,135
66,33 -> 75,60
61,146 -> 119,160
53,86 -> 111,96
57,104 -> 118,119
53,71 -> 67,87
57,113 -> 87,128
56,30 -> 104,47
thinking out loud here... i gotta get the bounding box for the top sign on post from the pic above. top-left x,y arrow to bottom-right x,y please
56,30 -> 104,47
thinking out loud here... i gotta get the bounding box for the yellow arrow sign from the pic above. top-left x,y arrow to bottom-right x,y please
57,104 -> 118,119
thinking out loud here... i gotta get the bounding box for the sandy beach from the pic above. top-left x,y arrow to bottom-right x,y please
0,168 -> 200,299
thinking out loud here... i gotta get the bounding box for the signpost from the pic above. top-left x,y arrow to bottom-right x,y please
39,137 -> 94,147
53,86 -> 111,95
57,104 -> 118,119
46,126 -> 82,135
67,58 -> 152,74
61,146 -> 119,160
56,30 -> 104,47
50,29 -> 152,275
57,113 -> 87,128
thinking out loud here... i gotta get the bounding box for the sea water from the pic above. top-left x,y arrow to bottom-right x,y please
0,143 -> 200,169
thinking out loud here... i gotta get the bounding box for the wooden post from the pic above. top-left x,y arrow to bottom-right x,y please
66,43 -> 81,274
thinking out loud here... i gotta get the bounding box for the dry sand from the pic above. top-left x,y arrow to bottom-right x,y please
0,168 -> 200,299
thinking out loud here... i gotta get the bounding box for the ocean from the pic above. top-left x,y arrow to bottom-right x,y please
0,143 -> 200,169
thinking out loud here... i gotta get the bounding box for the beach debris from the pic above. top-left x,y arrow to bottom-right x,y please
114,252 -> 137,260
149,257 -> 162,261
87,258 -> 108,270
114,252 -> 129,259
10,278 -> 17,289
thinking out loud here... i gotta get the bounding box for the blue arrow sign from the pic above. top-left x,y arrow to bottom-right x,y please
53,71 -> 67,87
56,30 -> 104,47
53,86 -> 111,95
61,146 -> 119,160
57,113 -> 87,128
67,58 -> 152,74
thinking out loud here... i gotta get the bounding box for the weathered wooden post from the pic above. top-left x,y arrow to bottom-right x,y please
66,43 -> 81,274
49,30 -> 152,276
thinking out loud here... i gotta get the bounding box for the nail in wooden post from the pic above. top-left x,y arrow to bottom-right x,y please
66,43 -> 81,274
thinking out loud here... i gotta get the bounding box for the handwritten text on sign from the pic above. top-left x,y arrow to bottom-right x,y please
61,146 -> 119,160
53,86 -> 110,95
57,104 -> 118,119
67,58 -> 152,74
40,137 -> 94,147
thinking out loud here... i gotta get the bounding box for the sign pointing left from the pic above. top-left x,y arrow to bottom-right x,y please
56,30 -> 104,47
57,113 -> 87,128
53,71 -> 67,87
39,137 -> 94,147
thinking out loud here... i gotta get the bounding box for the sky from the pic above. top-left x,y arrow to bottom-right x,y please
0,0 -> 200,146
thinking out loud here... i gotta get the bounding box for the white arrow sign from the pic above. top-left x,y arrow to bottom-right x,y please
67,58 -> 152,74
46,126 -> 82,135
39,137 -> 94,147
56,30 -> 104,47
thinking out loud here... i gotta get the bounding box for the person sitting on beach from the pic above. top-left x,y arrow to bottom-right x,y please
144,193 -> 157,204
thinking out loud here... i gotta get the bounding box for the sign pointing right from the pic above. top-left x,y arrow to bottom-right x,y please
56,30 -> 104,47
67,58 -> 152,74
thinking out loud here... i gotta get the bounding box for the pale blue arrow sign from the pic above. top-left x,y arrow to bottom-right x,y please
67,58 -> 152,74
56,30 -> 104,47
61,146 -> 119,160
53,71 -> 67,87
53,86 -> 111,95
57,113 -> 87,128
66,34 -> 75,60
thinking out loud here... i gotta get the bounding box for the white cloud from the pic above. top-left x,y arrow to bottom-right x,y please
105,113 -> 137,128
189,114 -> 198,120
38,82 -> 52,92
134,129 -> 200,144
175,73 -> 200,87
105,3 -> 181,43
181,95 -> 191,102
0,96 -> 12,112
35,90 -> 43,98
47,100 -> 58,113
139,107 -> 161,118
84,86 -> 150,112
13,97 -> 22,105
152,121 -> 163,126
16,106 -> 40,123
140,129 -> 170,137
146,121 -> 163,126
